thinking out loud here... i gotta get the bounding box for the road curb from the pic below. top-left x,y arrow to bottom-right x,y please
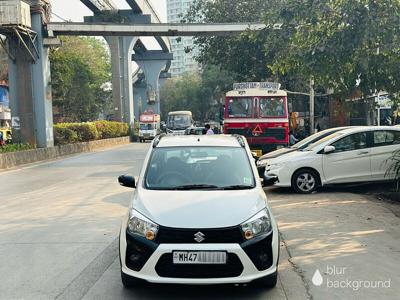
0,136 -> 131,169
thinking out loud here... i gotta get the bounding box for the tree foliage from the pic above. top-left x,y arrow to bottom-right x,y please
186,0 -> 400,97
266,0 -> 400,97
185,0 -> 278,82
160,65 -> 234,122
50,37 -> 112,122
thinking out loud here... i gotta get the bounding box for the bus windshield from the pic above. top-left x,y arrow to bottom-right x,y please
167,115 -> 192,130
259,97 -> 286,117
140,123 -> 155,130
227,97 -> 253,118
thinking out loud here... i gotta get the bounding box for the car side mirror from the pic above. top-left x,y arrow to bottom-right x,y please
324,145 -> 336,154
118,175 -> 136,188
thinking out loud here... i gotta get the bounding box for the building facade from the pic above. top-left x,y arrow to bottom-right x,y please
167,0 -> 199,76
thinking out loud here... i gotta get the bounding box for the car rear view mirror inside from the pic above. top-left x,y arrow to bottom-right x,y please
118,175 -> 136,188
324,145 -> 336,154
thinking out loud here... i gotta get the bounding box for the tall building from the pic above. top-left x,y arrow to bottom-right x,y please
167,0 -> 199,76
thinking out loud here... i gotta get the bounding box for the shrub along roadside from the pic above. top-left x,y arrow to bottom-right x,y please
54,121 -> 129,145
0,143 -> 34,153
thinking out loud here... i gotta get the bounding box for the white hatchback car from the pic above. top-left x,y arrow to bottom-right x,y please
118,135 -> 280,288
264,126 -> 400,193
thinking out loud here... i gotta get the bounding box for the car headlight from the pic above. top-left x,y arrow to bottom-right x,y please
241,209 -> 272,240
257,159 -> 268,167
127,210 -> 159,241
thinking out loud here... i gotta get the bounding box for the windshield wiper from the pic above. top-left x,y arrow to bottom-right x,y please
219,185 -> 255,190
171,184 -> 220,190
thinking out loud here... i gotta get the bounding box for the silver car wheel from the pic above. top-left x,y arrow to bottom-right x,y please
296,173 -> 316,192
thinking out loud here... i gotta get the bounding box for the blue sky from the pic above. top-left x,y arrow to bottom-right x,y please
51,0 -> 167,22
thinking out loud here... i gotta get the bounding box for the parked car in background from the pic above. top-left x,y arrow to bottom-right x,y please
264,126 -> 400,193
256,127 -> 350,177
118,135 -> 280,288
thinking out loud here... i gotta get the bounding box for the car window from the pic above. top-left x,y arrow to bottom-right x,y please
331,132 -> 368,153
373,131 -> 400,147
303,132 -> 346,151
145,147 -> 255,190
294,128 -> 341,149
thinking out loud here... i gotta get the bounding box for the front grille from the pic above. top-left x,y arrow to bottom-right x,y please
156,226 -> 245,244
226,127 -> 286,140
226,128 -> 248,136
155,253 -> 244,278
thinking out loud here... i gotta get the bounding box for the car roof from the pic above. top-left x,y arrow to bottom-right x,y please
156,135 -> 242,148
338,126 -> 400,135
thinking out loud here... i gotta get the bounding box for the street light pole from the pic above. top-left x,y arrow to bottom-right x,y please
310,79 -> 315,135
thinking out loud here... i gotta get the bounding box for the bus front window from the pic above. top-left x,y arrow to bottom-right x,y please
140,123 -> 155,130
168,115 -> 192,130
259,97 -> 286,117
227,98 -> 253,118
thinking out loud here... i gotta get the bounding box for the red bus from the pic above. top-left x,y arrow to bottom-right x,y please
224,82 -> 289,155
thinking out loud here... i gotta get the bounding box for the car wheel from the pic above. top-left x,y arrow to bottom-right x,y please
292,169 -> 320,194
252,270 -> 278,288
121,271 -> 144,289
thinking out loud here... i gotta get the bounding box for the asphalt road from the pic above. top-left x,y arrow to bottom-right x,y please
0,143 -> 399,300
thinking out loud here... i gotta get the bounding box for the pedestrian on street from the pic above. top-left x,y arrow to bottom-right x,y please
205,124 -> 215,135
289,130 -> 298,146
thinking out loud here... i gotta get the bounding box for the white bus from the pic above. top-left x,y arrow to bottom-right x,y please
167,111 -> 194,135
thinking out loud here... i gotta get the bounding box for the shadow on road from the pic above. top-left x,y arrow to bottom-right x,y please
266,182 -> 398,201
121,283 -> 271,300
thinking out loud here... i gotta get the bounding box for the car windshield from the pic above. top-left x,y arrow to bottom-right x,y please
145,147 -> 255,190
293,128 -> 341,149
227,97 -> 252,118
168,115 -> 192,130
140,123 -> 154,130
302,132 -> 346,151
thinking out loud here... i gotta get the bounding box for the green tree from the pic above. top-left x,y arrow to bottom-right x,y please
185,0 -> 278,82
265,0 -> 400,97
160,66 -> 234,122
50,37 -> 111,122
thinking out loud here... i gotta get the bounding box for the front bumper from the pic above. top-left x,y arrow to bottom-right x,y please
120,224 -> 279,284
263,175 -> 279,186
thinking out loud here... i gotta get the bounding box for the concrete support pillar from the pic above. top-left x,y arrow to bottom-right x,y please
133,84 -> 147,120
31,13 -> 54,148
9,12 -> 54,147
121,37 -> 137,125
105,36 -> 123,122
9,47 -> 35,145
107,36 -> 137,125
133,51 -> 173,115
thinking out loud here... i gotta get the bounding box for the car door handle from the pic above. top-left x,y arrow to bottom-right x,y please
358,151 -> 369,155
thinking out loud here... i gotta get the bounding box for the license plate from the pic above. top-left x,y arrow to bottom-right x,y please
173,251 -> 227,264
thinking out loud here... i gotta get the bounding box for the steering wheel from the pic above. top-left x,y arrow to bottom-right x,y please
158,172 -> 191,185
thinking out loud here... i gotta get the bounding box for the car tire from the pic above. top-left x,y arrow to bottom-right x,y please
292,169 -> 320,194
121,271 -> 144,289
252,270 -> 278,289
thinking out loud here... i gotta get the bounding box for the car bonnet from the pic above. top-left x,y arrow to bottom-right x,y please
132,188 -> 267,229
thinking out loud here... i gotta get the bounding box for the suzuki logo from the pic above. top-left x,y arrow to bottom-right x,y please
194,232 -> 205,243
